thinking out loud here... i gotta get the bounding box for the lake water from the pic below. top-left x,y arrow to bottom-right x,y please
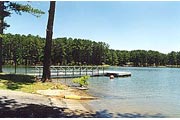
2,66 -> 180,117
2,65 -> 34,74
87,67 -> 180,118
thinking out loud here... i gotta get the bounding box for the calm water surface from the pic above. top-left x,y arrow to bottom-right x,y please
87,67 -> 180,117
3,66 -> 180,117
2,65 -> 33,74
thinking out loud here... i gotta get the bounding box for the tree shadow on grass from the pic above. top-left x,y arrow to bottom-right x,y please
0,80 -> 32,90
0,74 -> 35,90
0,74 -> 35,83
0,96 -> 168,118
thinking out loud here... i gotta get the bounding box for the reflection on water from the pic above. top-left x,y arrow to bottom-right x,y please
87,67 -> 180,117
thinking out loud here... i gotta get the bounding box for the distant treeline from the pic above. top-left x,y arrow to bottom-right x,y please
2,33 -> 180,67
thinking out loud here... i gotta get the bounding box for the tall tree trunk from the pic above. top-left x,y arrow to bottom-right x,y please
0,2 -> 4,73
42,1 -> 56,82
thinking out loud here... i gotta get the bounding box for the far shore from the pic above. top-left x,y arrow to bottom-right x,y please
3,64 -> 180,68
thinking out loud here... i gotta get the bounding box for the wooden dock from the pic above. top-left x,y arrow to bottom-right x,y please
29,66 -> 131,78
104,71 -> 131,77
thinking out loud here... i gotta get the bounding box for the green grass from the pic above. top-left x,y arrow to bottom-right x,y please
0,74 -> 67,93
0,80 -> 8,89
19,82 -> 67,93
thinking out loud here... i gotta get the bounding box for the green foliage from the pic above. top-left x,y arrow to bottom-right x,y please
167,51 -> 177,65
2,33 -> 180,67
73,76 -> 90,87
2,33 -> 45,65
1,1 -> 45,29
8,2 -> 45,17
2,34 -> 111,66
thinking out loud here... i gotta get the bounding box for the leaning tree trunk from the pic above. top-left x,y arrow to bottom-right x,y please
0,2 -> 4,73
42,1 -> 56,82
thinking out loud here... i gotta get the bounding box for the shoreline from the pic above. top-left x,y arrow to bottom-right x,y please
36,81 -> 97,114
66,88 -> 95,111
0,75 -> 98,117
51,78 -> 98,114
43,87 -> 98,117
0,89 -> 98,118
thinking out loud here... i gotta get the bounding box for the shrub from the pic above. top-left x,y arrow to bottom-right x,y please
72,75 -> 90,87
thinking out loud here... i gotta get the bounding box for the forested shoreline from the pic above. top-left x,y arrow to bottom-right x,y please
2,33 -> 180,67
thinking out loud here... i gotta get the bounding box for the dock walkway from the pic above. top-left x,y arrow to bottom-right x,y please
29,66 -> 131,78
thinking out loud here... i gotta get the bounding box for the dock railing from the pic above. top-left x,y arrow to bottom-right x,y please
31,66 -> 105,78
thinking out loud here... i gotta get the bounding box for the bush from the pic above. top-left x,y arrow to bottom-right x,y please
72,76 -> 90,87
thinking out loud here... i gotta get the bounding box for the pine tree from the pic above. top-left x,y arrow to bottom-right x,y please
42,1 -> 56,82
0,1 -> 44,72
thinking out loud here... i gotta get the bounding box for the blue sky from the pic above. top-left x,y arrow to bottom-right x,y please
5,1 -> 180,53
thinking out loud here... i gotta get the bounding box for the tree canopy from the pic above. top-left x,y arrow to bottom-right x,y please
2,33 -> 180,67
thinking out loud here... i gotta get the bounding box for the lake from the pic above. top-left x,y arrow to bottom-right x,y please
2,66 -> 180,117
86,67 -> 180,118
2,65 -> 34,74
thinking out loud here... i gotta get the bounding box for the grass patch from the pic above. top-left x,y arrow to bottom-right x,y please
0,80 -> 8,89
19,82 -> 67,93
0,74 -> 67,93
